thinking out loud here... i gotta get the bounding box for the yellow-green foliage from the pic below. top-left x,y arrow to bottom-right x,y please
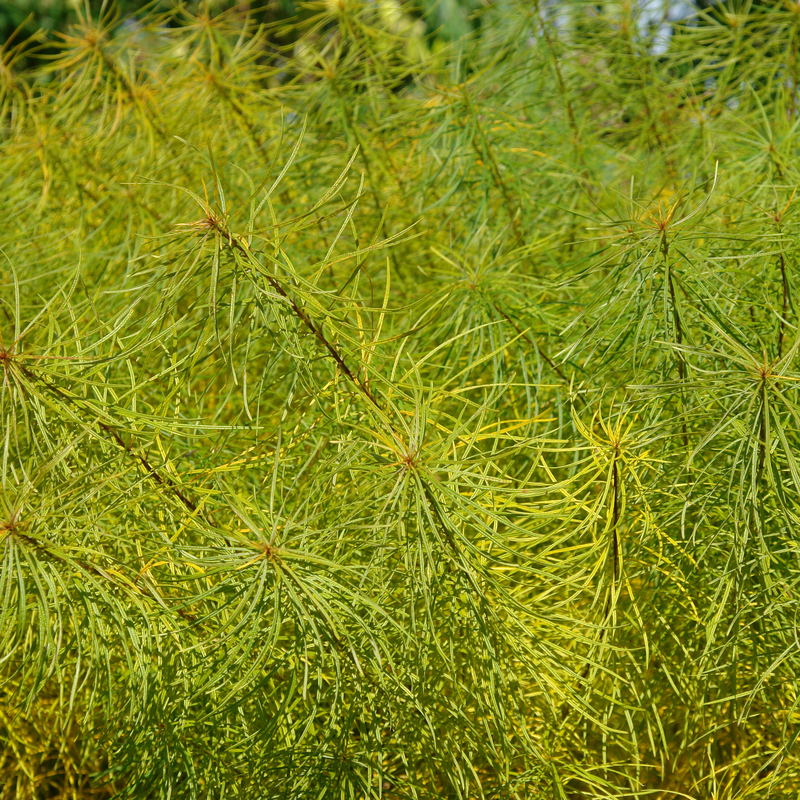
2,1 -> 800,798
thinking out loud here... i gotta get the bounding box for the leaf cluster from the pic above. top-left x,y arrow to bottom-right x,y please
2,1 -> 800,798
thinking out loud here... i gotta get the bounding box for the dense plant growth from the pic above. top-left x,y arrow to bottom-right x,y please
2,1 -> 800,797
0,0 -> 479,64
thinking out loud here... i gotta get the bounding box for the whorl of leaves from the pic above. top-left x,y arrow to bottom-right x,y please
2,1 -> 800,798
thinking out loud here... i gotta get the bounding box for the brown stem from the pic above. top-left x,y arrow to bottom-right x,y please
97,422 -> 198,514
19,364 -> 204,520
229,236 -> 382,411
9,527 -> 102,579
489,298 -> 586,407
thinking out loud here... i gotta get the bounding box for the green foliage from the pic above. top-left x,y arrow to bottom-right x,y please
0,0 -> 148,51
2,1 -> 800,797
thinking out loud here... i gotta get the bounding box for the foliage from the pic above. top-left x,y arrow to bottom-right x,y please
2,1 -> 800,798
0,0 -> 477,69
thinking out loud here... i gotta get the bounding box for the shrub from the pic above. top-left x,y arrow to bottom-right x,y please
1,1 -> 800,797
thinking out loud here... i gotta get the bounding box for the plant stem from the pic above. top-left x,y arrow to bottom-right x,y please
20,364 -> 205,520
229,235 -> 382,412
